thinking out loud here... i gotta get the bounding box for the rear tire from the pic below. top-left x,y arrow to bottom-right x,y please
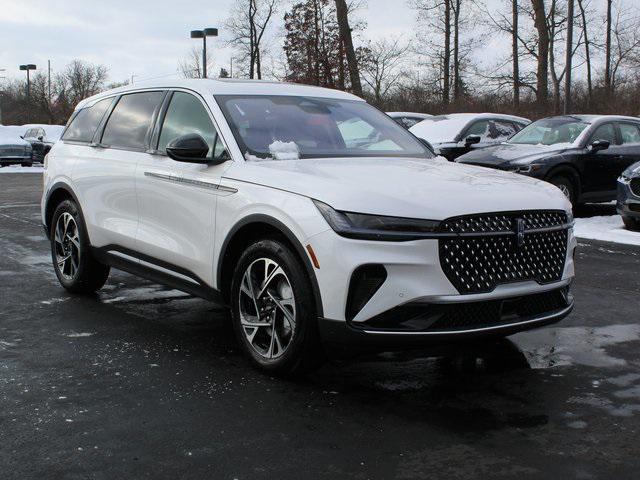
549,175 -> 576,206
230,238 -> 324,376
50,200 -> 110,293
622,215 -> 640,231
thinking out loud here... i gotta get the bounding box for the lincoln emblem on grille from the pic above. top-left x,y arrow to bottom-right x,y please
516,218 -> 525,249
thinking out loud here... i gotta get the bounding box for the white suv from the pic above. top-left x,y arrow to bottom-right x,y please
42,79 -> 576,375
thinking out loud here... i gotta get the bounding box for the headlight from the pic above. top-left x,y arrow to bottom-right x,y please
621,163 -> 640,179
507,163 -> 543,174
313,200 -> 441,241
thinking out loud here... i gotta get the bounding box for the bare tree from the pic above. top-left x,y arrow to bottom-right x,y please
576,0 -> 593,105
531,0 -> 549,107
225,0 -> 278,79
360,37 -> 409,103
512,0 -> 520,107
334,0 -> 363,96
604,0 -> 613,92
609,3 -> 640,93
179,47 -> 215,79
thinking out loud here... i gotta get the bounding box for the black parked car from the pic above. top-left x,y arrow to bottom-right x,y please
617,161 -> 640,231
456,115 -> 640,205
409,113 -> 530,161
21,125 -> 65,162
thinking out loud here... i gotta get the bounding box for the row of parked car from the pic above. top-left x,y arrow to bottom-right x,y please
0,124 -> 65,167
388,111 -> 640,231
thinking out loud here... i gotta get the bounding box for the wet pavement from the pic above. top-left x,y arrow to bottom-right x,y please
1,173 -> 640,479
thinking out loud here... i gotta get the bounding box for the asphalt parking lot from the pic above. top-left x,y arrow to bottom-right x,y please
1,173 -> 640,479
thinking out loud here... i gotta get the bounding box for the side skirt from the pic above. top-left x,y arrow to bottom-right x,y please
92,246 -> 224,304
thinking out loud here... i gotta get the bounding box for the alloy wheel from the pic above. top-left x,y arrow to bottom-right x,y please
238,258 -> 296,359
54,212 -> 81,280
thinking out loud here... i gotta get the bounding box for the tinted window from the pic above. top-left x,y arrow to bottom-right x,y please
62,98 -> 113,142
24,129 -> 35,139
158,92 -> 225,158
465,120 -> 491,139
590,123 -> 617,145
102,92 -> 163,149
396,117 -> 423,129
491,121 -> 518,141
619,123 -> 640,144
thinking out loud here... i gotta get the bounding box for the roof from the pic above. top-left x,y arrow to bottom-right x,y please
544,114 -> 640,123
428,112 -> 530,123
386,112 -> 432,118
76,78 -> 363,110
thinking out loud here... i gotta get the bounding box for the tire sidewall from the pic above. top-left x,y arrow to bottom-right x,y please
230,239 -> 318,374
50,200 -> 90,289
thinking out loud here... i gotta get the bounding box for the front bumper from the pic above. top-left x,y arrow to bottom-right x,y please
617,178 -> 640,219
319,286 -> 574,351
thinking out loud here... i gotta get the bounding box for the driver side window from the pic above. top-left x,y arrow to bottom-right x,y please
158,92 -> 227,159
589,123 -> 617,145
465,120 -> 490,140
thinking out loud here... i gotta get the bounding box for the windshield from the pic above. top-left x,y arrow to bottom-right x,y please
216,95 -> 432,160
509,118 -> 589,146
409,115 -> 472,143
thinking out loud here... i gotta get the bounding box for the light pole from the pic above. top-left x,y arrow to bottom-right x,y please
19,64 -> 36,121
190,28 -> 218,78
19,64 -> 36,99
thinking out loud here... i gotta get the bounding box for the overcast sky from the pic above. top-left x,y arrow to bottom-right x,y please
1,0 -> 423,84
0,0 -> 625,85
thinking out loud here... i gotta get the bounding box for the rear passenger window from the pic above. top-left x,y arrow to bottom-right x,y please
158,92 -> 226,159
102,92 -> 164,150
490,121 -> 518,141
62,98 -> 113,143
619,123 -> 640,144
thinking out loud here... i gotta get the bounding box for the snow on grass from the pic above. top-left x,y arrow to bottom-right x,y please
64,332 -> 96,338
574,215 -> 640,246
0,165 -> 43,173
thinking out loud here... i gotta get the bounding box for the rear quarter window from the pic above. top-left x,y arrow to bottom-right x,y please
62,98 -> 113,143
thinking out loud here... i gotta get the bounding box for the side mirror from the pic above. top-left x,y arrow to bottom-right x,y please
588,139 -> 610,152
465,135 -> 481,146
166,134 -> 210,163
37,135 -> 44,141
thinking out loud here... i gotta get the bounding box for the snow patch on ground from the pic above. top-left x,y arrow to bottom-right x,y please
64,332 -> 96,338
0,166 -> 43,173
574,216 -> 640,246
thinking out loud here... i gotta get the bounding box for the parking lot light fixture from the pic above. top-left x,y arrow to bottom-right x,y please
19,64 -> 37,121
190,28 -> 218,79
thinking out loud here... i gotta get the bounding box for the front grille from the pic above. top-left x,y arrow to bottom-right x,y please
439,211 -> 568,294
631,178 -> 640,197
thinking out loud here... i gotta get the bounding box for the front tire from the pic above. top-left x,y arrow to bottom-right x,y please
549,175 -> 576,206
622,215 -> 640,231
50,200 -> 110,293
230,238 -> 324,376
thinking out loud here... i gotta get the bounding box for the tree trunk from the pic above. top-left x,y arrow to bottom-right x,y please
249,0 -> 256,79
453,0 -> 461,102
334,0 -> 363,96
531,0 -> 549,108
563,0 -> 574,114
512,0 -> 519,108
443,0 -> 451,104
577,0 -> 592,106
605,0 -> 612,93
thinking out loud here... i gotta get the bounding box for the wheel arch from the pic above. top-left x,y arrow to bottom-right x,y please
217,214 -> 323,317
544,164 -> 582,199
44,182 -> 85,240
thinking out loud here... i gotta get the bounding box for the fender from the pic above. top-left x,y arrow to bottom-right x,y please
544,163 -> 582,195
217,214 -> 324,318
43,181 -> 86,240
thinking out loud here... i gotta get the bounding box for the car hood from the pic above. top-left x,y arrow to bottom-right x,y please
225,157 -> 569,220
456,143 -> 576,166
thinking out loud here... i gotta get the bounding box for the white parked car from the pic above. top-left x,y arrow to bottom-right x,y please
386,112 -> 432,129
410,113 -> 530,161
0,126 -> 33,166
42,79 -> 575,375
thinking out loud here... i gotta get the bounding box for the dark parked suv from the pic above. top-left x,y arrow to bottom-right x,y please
618,161 -> 640,231
456,115 -> 640,205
